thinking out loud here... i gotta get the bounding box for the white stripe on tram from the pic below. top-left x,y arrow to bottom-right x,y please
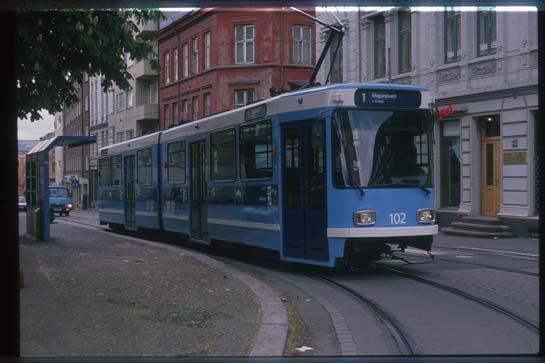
327,225 -> 439,238
207,218 -> 280,231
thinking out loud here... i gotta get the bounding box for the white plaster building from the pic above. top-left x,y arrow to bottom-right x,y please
53,111 -> 64,185
88,19 -> 160,208
316,7 -> 538,236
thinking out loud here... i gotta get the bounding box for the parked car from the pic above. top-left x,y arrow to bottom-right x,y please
18,196 -> 27,212
49,186 -> 73,216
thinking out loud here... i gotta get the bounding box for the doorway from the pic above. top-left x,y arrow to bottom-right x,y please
282,119 -> 328,261
190,140 -> 208,242
480,115 -> 501,216
124,155 -> 136,229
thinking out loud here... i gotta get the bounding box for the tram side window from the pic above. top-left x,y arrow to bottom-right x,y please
111,156 -> 121,186
99,157 -> 111,187
240,120 -> 272,179
211,128 -> 236,181
137,148 -> 152,184
168,141 -> 186,183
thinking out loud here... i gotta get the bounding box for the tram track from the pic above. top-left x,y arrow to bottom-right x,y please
431,255 -> 539,277
311,274 -> 415,356
379,265 -> 540,335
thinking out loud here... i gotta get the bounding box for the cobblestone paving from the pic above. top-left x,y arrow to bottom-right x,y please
20,218 -> 259,356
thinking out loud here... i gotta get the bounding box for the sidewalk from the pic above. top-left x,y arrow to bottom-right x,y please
433,231 -> 539,256
19,214 -> 263,356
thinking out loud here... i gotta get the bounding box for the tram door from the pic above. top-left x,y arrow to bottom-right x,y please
282,120 -> 328,261
124,155 -> 136,229
190,140 -> 209,241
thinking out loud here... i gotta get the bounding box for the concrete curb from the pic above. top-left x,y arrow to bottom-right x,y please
58,220 -> 288,356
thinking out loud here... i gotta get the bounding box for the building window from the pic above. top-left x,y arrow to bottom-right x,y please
293,25 -> 311,65
182,43 -> 189,78
328,30 -> 343,83
440,121 -> 461,207
204,31 -> 211,70
165,52 -> 170,84
173,48 -> 178,81
204,93 -> 211,116
398,10 -> 412,73
116,92 -> 125,111
137,148 -> 152,184
192,96 -> 199,120
235,25 -> 254,64
182,99 -> 189,122
126,130 -> 134,140
235,89 -> 254,107
111,155 -> 121,187
172,102 -> 179,126
240,120 -> 272,179
99,157 -> 110,186
164,104 -> 170,129
478,7 -> 496,56
445,8 -> 461,63
149,83 -> 158,103
108,91 -> 114,115
211,128 -> 236,181
127,89 -> 134,108
192,37 -> 199,75
374,15 -> 386,78
116,132 -> 124,143
167,141 -> 185,184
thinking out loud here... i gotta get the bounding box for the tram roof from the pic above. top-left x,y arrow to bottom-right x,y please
100,82 -> 432,155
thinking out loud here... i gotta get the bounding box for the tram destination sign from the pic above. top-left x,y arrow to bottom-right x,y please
355,89 -> 422,108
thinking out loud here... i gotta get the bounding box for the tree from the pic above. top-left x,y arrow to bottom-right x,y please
16,9 -> 164,121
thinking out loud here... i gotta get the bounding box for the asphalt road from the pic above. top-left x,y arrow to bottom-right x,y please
26,210 -> 540,356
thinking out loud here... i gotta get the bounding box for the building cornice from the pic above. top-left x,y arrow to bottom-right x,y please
435,85 -> 538,105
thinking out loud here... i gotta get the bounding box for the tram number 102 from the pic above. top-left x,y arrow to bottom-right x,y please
389,212 -> 407,225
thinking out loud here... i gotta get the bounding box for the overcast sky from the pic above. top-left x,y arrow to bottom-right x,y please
18,110 -> 55,140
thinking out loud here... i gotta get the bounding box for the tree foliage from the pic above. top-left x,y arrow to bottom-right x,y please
16,10 -> 164,121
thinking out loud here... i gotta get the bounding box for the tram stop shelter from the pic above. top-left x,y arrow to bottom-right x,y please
25,135 -> 96,241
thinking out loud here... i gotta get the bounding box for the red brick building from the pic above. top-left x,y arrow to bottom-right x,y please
156,8 -> 316,129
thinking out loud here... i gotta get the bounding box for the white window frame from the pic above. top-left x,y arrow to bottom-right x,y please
173,48 -> 179,81
182,99 -> 189,122
292,25 -> 311,65
204,93 -> 211,116
204,31 -> 211,70
173,102 -> 179,125
116,92 -> 125,111
182,43 -> 189,78
192,37 -> 199,75
165,52 -> 170,84
235,89 -> 254,107
192,96 -> 199,120
235,25 -> 254,64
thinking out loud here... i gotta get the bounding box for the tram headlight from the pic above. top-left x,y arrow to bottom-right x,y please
417,209 -> 435,223
354,210 -> 376,226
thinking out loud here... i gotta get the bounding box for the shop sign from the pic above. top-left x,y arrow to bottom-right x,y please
503,151 -> 527,165
437,105 -> 467,120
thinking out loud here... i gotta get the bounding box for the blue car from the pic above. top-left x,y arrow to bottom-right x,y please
49,186 -> 73,216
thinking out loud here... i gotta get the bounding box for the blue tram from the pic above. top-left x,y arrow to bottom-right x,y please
98,83 -> 438,268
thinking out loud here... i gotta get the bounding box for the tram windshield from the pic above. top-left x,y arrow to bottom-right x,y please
332,109 -> 433,189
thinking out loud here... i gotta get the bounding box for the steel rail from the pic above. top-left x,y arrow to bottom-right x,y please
312,274 -> 415,356
432,255 -> 539,277
382,266 -> 539,335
